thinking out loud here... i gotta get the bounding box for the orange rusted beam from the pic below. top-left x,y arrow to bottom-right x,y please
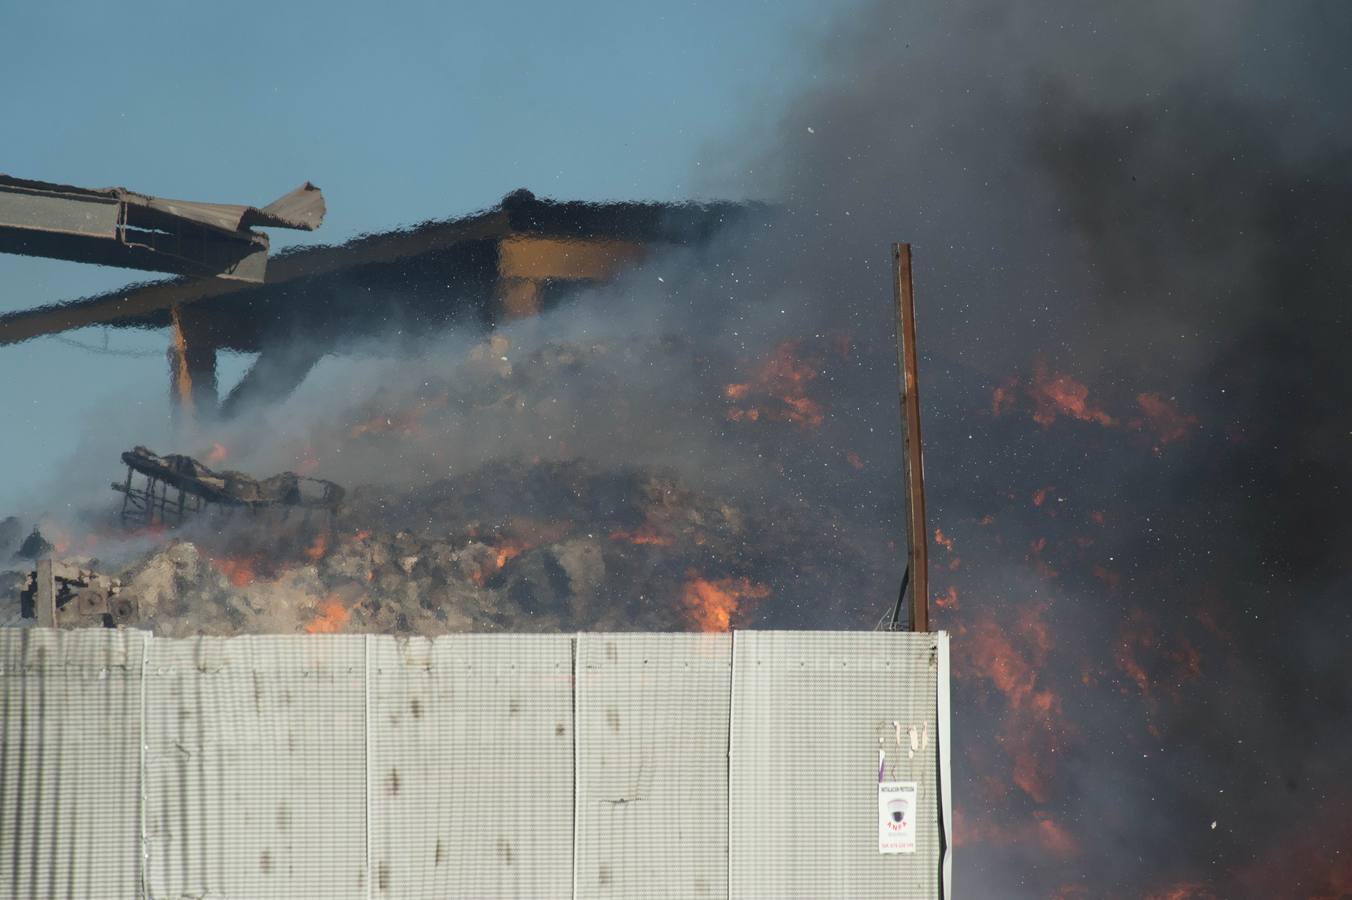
893,243 -> 929,632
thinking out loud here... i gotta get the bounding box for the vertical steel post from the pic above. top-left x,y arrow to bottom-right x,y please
893,244 -> 929,633
35,558 -> 56,628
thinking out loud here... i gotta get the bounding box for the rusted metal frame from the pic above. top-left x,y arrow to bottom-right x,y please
893,243 -> 929,633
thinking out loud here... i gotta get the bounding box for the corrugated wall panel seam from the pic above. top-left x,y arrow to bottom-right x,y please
727,630 -> 736,900
138,630 -> 150,900
572,633 -> 580,900
364,633 -> 372,900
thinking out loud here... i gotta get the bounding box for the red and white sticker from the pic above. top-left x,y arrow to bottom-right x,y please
878,781 -> 918,854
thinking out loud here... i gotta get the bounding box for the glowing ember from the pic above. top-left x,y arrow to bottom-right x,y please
304,596 -> 350,634
494,540 -> 525,569
1143,884 -> 1218,900
680,575 -> 770,632
1132,392 -> 1198,445
609,526 -> 673,546
212,557 -> 258,587
933,527 -> 955,552
722,340 -> 825,429
1028,361 -> 1115,427
302,532 -> 329,562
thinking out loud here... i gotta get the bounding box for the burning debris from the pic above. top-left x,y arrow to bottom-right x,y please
113,445 -> 344,526
31,455 -> 885,638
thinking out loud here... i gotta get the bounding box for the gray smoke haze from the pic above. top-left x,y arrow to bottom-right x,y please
719,0 -> 1352,896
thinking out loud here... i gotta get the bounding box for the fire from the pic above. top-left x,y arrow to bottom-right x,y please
302,531 -> 329,562
990,376 -> 1019,416
1031,486 -> 1053,507
680,575 -> 770,632
934,586 -> 958,609
846,451 -> 864,470
494,540 -> 524,569
958,606 -> 1065,806
205,442 -> 228,465
609,526 -> 673,546
1131,392 -> 1197,445
1028,361 -> 1115,427
722,340 -> 825,430
1114,608 -> 1203,702
1143,884 -> 1218,900
304,596 -> 350,634
933,527 -> 955,552
212,556 -> 258,587
1032,812 -> 1079,857
350,530 -> 372,542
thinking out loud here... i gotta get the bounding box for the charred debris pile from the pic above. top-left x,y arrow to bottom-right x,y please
4,334 -> 893,636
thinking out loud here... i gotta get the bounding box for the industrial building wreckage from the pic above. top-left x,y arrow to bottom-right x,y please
0,173 -> 951,900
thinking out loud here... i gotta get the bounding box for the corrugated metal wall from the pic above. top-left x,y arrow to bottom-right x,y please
0,628 -> 948,900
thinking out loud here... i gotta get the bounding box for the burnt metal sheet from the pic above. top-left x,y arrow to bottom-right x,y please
0,174 -> 324,234
728,631 -> 943,900
0,627 -> 149,900
366,634 -> 575,900
574,632 -> 732,900
0,191 -> 757,350
0,183 -> 120,237
0,174 -> 324,283
142,634 -> 368,900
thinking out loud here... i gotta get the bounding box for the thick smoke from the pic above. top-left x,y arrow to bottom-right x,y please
726,1 -> 1352,896
8,2 -> 1350,895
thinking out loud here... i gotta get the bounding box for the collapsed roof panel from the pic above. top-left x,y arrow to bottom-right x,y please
0,189 -> 760,352
0,174 -> 325,283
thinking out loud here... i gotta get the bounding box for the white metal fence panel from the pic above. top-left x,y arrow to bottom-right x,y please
367,633 -> 575,900
0,627 -> 147,900
575,632 -> 732,900
0,627 -> 947,900
728,631 -> 942,900
142,634 -> 367,900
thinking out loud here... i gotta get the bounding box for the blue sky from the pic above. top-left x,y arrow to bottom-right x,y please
0,0 -> 840,515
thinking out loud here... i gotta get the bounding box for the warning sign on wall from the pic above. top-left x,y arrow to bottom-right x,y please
878,781 -> 918,854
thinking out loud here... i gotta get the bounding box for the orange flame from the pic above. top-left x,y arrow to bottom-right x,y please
609,526 -> 673,546
494,540 -> 524,569
1144,884 -> 1218,900
304,596 -> 350,634
205,442 -> 228,465
302,532 -> 329,562
1028,361 -> 1115,427
1131,392 -> 1198,445
680,575 -> 770,632
212,557 -> 258,587
723,340 -> 825,430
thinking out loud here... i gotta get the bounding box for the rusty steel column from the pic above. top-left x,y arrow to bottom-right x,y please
168,303 -> 218,421
893,243 -> 929,632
